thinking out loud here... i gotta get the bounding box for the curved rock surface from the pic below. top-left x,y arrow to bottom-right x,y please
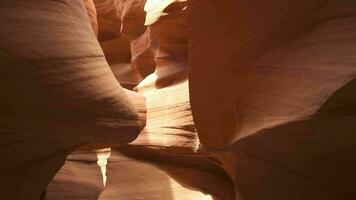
48,0 -> 204,199
0,0 -> 141,199
46,151 -> 104,200
94,0 -> 154,89
84,0 -> 99,37
99,149 -> 235,200
189,0 -> 356,199
123,0 -> 196,153
2,0 -> 356,200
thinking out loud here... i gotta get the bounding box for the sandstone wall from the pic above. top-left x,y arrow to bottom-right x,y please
189,0 -> 356,199
2,0 -> 356,199
0,1 -> 141,199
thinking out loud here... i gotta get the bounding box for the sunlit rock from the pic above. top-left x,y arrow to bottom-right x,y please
94,0 -> 153,89
129,0 -> 198,154
98,149 -> 235,200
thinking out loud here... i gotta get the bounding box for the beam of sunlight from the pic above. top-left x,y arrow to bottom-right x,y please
96,148 -> 111,186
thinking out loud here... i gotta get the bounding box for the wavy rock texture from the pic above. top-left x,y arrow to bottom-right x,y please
47,89 -> 146,200
100,2 -> 235,199
46,152 -> 104,200
93,0 -> 155,89
99,149 -> 234,200
2,0 -> 356,199
84,0 -> 99,37
49,2 -> 226,199
129,0 -> 198,154
49,0 -> 233,199
94,0 -> 136,89
0,0 -> 141,199
189,0 -> 356,199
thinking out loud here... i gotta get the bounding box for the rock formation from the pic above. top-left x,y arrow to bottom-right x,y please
46,151 -> 105,200
84,0 -> 99,37
189,0 -> 356,199
0,0 -> 141,199
1,0 -> 356,200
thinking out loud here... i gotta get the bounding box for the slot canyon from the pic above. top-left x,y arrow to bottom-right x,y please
0,0 -> 356,199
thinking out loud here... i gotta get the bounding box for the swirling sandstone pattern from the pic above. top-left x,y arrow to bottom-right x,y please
49,0 -> 230,199
0,0 -> 141,199
1,0 -> 356,200
189,0 -> 356,199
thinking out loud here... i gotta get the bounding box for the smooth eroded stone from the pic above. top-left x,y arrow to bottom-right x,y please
0,0 -> 141,198
94,0 -> 153,89
99,36 -> 131,64
126,0 -> 197,154
94,0 -> 122,40
99,149 -> 235,200
132,79 -> 198,154
84,0 -> 99,37
189,0 -> 356,199
129,28 -> 156,80
46,151 -> 104,200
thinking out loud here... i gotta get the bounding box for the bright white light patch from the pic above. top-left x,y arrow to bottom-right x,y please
144,0 -> 188,25
97,149 -> 111,186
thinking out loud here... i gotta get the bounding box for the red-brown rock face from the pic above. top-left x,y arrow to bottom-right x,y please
127,0 -> 198,154
84,0 -> 99,37
0,0 -> 141,199
2,0 -> 356,200
189,0 -> 356,199
49,1 -> 232,199
93,0 -> 155,89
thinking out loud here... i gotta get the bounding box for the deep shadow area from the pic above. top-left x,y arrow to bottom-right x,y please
230,78 -> 356,200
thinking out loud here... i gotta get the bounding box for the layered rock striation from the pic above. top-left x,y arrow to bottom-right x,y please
0,0 -> 141,199
2,0 -> 356,200
189,0 -> 356,199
